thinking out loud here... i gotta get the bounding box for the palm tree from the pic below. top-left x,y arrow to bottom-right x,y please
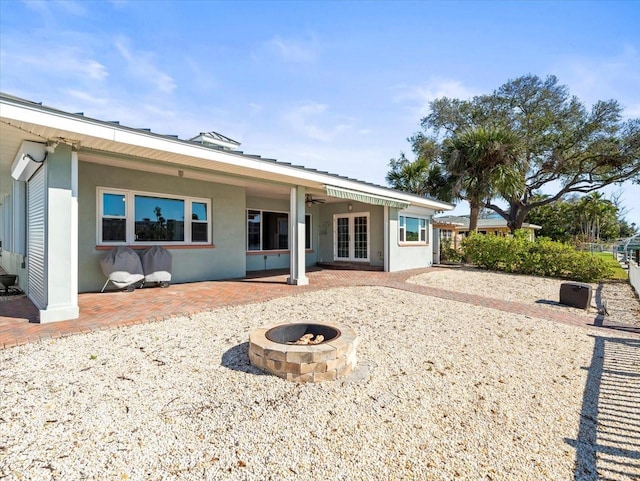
444,127 -> 523,232
576,192 -> 618,242
387,134 -> 459,203
386,154 -> 432,196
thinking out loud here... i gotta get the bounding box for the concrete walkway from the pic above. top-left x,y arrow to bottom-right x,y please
1,268 -> 637,349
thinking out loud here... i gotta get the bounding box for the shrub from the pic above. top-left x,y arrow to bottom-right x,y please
440,238 -> 464,263
461,230 -> 612,282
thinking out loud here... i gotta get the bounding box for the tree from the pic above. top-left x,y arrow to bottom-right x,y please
442,127 -> 522,231
386,154 -> 433,197
408,74 -> 640,233
526,192 -> 634,243
386,138 -> 456,202
575,192 -> 618,242
525,194 -> 576,242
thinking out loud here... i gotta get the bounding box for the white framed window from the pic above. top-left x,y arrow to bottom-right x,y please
97,188 -> 211,245
439,229 -> 453,240
399,215 -> 428,244
247,209 -> 311,251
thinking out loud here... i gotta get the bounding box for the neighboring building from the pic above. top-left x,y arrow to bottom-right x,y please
0,93 -> 453,323
433,215 -> 541,249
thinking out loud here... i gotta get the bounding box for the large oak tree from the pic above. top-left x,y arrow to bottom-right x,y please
389,74 -> 640,232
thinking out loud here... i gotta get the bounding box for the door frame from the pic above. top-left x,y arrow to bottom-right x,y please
333,212 -> 370,262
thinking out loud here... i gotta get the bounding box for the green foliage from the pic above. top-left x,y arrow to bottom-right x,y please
526,192 -> 635,243
386,147 -> 457,203
440,238 -> 464,263
461,231 -> 613,282
442,127 -> 523,231
395,74 -> 640,233
592,252 -> 628,280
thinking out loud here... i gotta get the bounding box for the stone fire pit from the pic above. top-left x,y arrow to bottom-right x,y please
249,322 -> 358,383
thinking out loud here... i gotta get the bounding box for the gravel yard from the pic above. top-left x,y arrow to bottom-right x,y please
1,274 -> 639,480
409,267 -> 640,326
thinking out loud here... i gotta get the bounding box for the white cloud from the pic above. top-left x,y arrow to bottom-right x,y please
392,77 -> 478,117
624,103 -> 640,118
1,45 -> 108,81
64,89 -> 108,105
115,37 -> 176,93
54,0 -> 88,16
553,46 -> 640,118
83,60 -> 109,80
283,102 -> 353,142
22,0 -> 87,17
21,0 -> 51,16
265,35 -> 318,63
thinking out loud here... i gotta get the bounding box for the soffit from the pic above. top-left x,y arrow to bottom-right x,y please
0,95 -> 455,211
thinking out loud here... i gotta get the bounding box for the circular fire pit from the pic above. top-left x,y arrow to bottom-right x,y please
249,322 -> 358,383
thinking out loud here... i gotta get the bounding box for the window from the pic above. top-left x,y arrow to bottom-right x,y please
135,195 -> 184,242
399,215 -> 428,244
191,202 -> 209,242
102,192 -> 126,242
98,188 -> 211,245
247,209 -> 311,251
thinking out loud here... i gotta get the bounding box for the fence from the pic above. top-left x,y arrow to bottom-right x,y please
630,261 -> 640,298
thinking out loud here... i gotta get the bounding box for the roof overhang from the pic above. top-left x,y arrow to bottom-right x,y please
0,93 -> 454,212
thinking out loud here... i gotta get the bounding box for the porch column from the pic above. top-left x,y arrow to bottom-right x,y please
287,186 -> 309,286
383,205 -> 390,272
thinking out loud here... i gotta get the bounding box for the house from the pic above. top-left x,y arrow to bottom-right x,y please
0,93 -> 453,323
433,215 -> 541,249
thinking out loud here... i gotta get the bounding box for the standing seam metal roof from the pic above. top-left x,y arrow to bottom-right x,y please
0,92 -> 454,209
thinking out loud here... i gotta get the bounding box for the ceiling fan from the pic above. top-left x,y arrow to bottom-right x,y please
305,194 -> 326,206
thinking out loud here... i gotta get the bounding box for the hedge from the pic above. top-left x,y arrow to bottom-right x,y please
461,231 -> 612,283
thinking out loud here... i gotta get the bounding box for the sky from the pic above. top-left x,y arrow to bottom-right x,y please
1,0 -> 639,229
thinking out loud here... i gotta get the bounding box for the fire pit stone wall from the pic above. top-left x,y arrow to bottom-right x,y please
249,322 -> 358,383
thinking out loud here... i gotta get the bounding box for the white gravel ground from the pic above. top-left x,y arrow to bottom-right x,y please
1,284 -> 639,480
409,267 -> 640,325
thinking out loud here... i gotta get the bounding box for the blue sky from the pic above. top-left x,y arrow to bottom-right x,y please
1,0 -> 639,228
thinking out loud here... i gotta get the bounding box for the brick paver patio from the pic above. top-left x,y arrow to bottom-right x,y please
1,267 -> 637,349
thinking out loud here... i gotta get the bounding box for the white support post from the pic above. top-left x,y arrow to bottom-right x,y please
287,186 -> 309,286
383,205 -> 389,272
39,144 -> 79,322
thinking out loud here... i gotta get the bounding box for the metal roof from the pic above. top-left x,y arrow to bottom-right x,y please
434,215 -> 541,229
0,92 -> 454,211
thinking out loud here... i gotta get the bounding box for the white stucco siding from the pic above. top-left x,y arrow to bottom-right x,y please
387,206 -> 435,272
78,161 -> 247,292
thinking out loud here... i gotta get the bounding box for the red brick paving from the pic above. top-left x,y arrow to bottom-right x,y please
0,267 -> 637,349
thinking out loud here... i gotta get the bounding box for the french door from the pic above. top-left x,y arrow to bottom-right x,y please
334,213 -> 369,261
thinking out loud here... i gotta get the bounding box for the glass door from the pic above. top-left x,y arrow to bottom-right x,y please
334,213 -> 369,261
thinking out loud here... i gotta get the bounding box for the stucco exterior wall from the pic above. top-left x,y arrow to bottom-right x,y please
78,161 -> 246,292
387,207 -> 435,272
317,201 -> 384,266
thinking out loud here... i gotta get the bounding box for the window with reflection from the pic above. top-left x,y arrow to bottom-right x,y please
135,195 -> 185,242
101,192 -> 126,242
399,215 -> 428,244
247,210 -> 311,251
97,188 -> 211,245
